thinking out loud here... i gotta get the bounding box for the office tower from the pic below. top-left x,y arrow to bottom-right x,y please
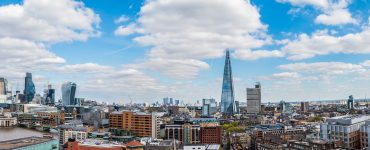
202,98 -> 217,117
247,82 -> 261,114
220,50 -> 235,116
44,84 -> 55,106
0,78 -> 7,95
348,95 -> 354,109
170,98 -> 173,105
24,72 -> 35,103
301,102 -> 309,112
61,82 -> 77,106
163,97 -> 169,105
175,100 -> 180,106
235,101 -> 240,114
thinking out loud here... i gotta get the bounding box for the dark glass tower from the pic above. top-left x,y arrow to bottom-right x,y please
220,50 -> 235,116
62,82 -> 77,106
348,95 -> 354,109
24,72 -> 35,103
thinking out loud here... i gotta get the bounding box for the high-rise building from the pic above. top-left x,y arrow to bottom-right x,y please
0,78 -> 7,95
202,98 -> 217,117
24,72 -> 35,103
300,102 -> 309,112
348,95 -> 354,109
220,50 -> 235,116
44,84 -> 55,106
163,97 -> 169,105
62,82 -> 77,106
247,82 -> 261,114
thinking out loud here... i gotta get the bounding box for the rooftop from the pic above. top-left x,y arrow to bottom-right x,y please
0,136 -> 55,150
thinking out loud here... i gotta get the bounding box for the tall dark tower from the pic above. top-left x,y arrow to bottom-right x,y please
220,49 -> 235,116
348,95 -> 354,109
24,72 -> 35,103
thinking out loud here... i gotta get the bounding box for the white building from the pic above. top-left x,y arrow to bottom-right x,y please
320,115 -> 370,149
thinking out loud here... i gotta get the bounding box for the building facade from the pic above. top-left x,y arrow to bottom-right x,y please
300,102 -> 309,112
0,77 -> 7,95
62,82 -> 77,106
320,115 -> 370,149
247,82 -> 261,114
24,73 -> 35,103
199,126 -> 222,144
109,111 -> 158,138
220,50 -> 235,116
0,117 -> 17,127
165,123 -> 200,144
43,84 -> 55,106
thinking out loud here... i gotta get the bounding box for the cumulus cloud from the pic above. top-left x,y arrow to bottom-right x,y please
114,24 -> 136,36
277,0 -> 356,25
128,58 -> 210,79
115,0 -> 272,78
55,63 -> 114,73
282,29 -> 370,60
0,0 -> 100,42
233,49 -> 284,60
278,62 -> 365,75
361,60 -> 370,67
114,15 -> 129,24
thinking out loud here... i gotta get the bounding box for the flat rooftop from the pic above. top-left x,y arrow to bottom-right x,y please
0,136 -> 55,150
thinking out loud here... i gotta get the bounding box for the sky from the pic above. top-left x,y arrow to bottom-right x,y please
0,0 -> 370,104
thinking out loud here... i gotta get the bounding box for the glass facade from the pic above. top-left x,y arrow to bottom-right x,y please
62,82 -> 77,106
24,72 -> 35,103
220,50 -> 235,116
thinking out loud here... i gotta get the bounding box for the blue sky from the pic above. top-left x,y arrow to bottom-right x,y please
0,0 -> 370,104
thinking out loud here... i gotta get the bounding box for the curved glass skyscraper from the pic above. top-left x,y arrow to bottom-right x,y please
220,50 -> 235,116
24,72 -> 35,103
62,81 -> 77,106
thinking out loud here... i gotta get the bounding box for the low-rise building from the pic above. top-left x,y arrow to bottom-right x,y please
0,136 -> 58,150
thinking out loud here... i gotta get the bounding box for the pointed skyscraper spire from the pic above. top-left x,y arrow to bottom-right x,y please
220,49 -> 235,116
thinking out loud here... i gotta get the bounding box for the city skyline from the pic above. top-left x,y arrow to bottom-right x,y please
0,0 -> 370,103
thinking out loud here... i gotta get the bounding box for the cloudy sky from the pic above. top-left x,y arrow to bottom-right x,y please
0,0 -> 370,104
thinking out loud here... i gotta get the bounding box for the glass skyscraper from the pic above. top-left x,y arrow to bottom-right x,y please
24,72 -> 35,103
220,50 -> 235,116
62,81 -> 77,106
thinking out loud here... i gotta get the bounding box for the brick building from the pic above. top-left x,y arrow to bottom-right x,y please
109,111 -> 158,138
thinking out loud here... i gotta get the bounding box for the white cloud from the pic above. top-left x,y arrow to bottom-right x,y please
278,62 -> 365,75
233,49 -> 284,60
282,29 -> 370,60
277,0 -> 329,8
271,72 -> 300,79
361,60 -> 370,67
114,24 -> 136,36
315,8 -> 356,25
114,15 -> 129,24
56,63 -> 114,73
115,0 -> 269,78
127,58 -> 210,79
277,0 -> 356,25
0,0 -> 100,42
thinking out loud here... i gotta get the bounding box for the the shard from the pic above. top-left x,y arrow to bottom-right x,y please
220,49 -> 235,116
